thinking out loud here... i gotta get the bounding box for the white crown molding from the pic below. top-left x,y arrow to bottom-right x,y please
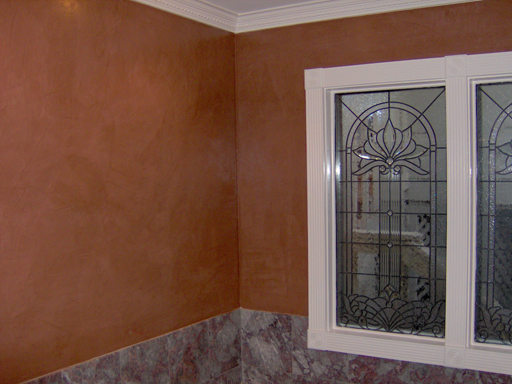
131,0 -> 237,32
235,0 -> 481,33
131,0 -> 481,34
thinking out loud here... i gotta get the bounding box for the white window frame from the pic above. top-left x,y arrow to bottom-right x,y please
306,51 -> 512,375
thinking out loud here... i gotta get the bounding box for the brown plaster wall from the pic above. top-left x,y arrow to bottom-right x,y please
235,0 -> 512,316
0,1 -> 237,383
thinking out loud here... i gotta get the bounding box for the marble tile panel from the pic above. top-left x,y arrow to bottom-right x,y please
372,357 -> 409,384
477,371 -> 512,384
168,320 -> 210,384
208,366 -> 242,384
292,374 -> 337,384
344,354 -> 409,384
291,315 -> 308,350
242,364 -> 293,384
291,316 -> 348,382
120,335 -> 169,384
209,310 -> 241,378
82,352 -> 121,384
241,309 -> 292,383
61,366 -> 83,384
293,347 -> 351,382
408,362 -> 476,384
25,372 -> 63,384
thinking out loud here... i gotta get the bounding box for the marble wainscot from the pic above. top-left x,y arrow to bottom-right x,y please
24,309 -> 512,384
24,310 -> 241,384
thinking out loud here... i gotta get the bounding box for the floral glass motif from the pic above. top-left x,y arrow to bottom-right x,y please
476,82 -> 512,346
335,87 -> 447,337
354,118 -> 429,176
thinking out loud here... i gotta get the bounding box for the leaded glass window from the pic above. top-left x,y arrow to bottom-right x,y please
307,52 -> 512,376
476,82 -> 512,346
335,87 -> 447,337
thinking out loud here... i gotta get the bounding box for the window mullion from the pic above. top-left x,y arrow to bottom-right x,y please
444,55 -> 472,367
306,69 -> 329,349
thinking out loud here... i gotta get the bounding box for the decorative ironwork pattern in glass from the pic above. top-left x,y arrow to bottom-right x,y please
335,88 -> 447,337
476,82 -> 512,346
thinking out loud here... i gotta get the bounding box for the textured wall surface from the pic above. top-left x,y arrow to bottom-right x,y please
5,0 -> 512,382
235,0 -> 512,315
0,1 -> 238,383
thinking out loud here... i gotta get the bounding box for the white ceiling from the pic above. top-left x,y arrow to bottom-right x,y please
132,0 -> 480,33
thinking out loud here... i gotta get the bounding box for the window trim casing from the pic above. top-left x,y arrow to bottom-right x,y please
306,52 -> 512,375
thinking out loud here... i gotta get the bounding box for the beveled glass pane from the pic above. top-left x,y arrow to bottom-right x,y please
476,82 -> 512,346
335,87 -> 446,337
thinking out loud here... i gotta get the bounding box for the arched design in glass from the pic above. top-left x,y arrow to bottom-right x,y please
476,82 -> 512,345
335,87 -> 447,337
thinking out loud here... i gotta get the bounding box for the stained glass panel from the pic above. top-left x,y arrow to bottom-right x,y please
335,87 -> 447,337
476,82 -> 512,346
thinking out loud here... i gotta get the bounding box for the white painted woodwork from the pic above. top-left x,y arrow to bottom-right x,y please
306,51 -> 512,375
131,0 -> 480,33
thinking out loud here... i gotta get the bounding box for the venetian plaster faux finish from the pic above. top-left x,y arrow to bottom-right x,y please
236,0 -> 512,316
6,0 -> 512,383
0,1 -> 238,383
